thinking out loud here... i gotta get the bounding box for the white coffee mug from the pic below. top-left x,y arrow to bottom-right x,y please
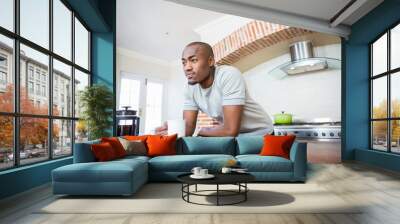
191,167 -> 202,176
200,169 -> 208,176
221,167 -> 232,174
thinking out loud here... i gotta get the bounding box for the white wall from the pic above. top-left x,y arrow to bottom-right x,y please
194,15 -> 252,45
116,48 -> 171,128
243,44 -> 341,122
166,62 -> 186,120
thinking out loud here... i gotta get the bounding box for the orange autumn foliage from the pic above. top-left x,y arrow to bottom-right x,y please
0,84 -> 60,149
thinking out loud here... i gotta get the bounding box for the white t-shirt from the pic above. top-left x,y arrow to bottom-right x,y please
184,65 -> 273,134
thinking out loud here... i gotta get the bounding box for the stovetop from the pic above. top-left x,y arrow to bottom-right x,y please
273,121 -> 341,126
273,122 -> 341,140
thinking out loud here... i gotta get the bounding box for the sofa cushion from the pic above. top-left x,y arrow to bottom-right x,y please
114,155 -> 150,163
235,136 -> 264,155
236,155 -> 293,172
149,154 -> 235,172
177,137 -> 236,155
73,139 -> 101,163
53,158 -> 147,183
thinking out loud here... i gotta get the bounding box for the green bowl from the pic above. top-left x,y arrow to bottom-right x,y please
274,112 -> 292,125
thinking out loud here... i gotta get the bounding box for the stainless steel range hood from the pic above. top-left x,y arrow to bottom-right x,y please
268,41 -> 340,78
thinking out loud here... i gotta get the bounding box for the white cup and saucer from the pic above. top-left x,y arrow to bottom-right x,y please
190,167 -> 214,179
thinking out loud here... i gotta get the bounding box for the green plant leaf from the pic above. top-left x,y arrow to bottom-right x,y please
79,84 -> 114,140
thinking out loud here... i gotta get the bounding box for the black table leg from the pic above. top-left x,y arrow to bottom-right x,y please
217,184 -> 219,206
187,184 -> 190,202
245,183 -> 247,201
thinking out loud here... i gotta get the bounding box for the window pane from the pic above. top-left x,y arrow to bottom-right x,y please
20,117 -> 49,165
372,121 -> 388,151
53,0 -> 72,60
53,59 -> 72,117
53,119 -> 72,158
74,69 -> 89,118
0,116 -> 13,170
0,0 -> 13,31
391,24 -> 400,70
20,44 -> 49,115
372,77 -> 387,119
75,18 -> 89,70
145,82 -> 163,133
119,77 -> 140,111
75,120 -> 88,143
0,35 -> 14,112
391,72 -> 400,118
391,120 -> 400,153
372,33 -> 387,76
20,0 -> 49,49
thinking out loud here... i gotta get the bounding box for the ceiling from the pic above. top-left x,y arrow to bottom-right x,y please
223,0 -> 354,25
117,0 -> 225,62
166,0 -> 383,37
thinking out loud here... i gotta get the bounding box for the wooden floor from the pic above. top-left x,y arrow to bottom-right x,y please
1,162 -> 400,224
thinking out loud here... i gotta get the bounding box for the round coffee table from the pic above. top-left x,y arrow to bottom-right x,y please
177,173 -> 255,206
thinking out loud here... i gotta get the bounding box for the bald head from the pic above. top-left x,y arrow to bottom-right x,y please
184,42 -> 214,58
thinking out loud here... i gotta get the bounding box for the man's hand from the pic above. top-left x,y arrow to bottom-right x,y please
155,122 -> 168,135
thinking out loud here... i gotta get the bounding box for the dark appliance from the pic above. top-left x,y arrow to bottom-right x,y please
116,106 -> 140,136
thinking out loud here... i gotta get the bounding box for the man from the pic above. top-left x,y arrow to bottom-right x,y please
156,42 -> 273,137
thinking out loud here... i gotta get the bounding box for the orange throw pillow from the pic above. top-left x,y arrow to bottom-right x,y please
101,137 -> 127,158
91,142 -> 118,161
146,134 -> 177,157
260,135 -> 296,159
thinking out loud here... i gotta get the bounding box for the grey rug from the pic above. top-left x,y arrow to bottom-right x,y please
37,183 -> 362,214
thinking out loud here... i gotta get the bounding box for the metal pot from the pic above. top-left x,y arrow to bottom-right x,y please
274,111 -> 293,125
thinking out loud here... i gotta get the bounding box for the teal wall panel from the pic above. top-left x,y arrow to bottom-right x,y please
0,158 -> 72,199
92,32 -> 114,87
344,0 -> 400,171
355,149 -> 400,172
91,0 -> 116,135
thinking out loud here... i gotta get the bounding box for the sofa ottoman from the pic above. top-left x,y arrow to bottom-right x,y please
52,156 -> 148,196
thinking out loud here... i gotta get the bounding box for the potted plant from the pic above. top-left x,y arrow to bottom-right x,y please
79,84 -> 114,140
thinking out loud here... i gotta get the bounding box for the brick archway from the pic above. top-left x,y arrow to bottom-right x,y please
213,21 -> 313,65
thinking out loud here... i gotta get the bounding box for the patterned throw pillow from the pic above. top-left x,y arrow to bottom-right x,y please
118,137 -> 147,156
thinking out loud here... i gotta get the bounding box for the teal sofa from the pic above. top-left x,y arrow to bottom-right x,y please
52,136 -> 307,196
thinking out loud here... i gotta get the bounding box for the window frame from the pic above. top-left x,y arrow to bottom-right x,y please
370,20 -> 400,154
0,0 -> 92,171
